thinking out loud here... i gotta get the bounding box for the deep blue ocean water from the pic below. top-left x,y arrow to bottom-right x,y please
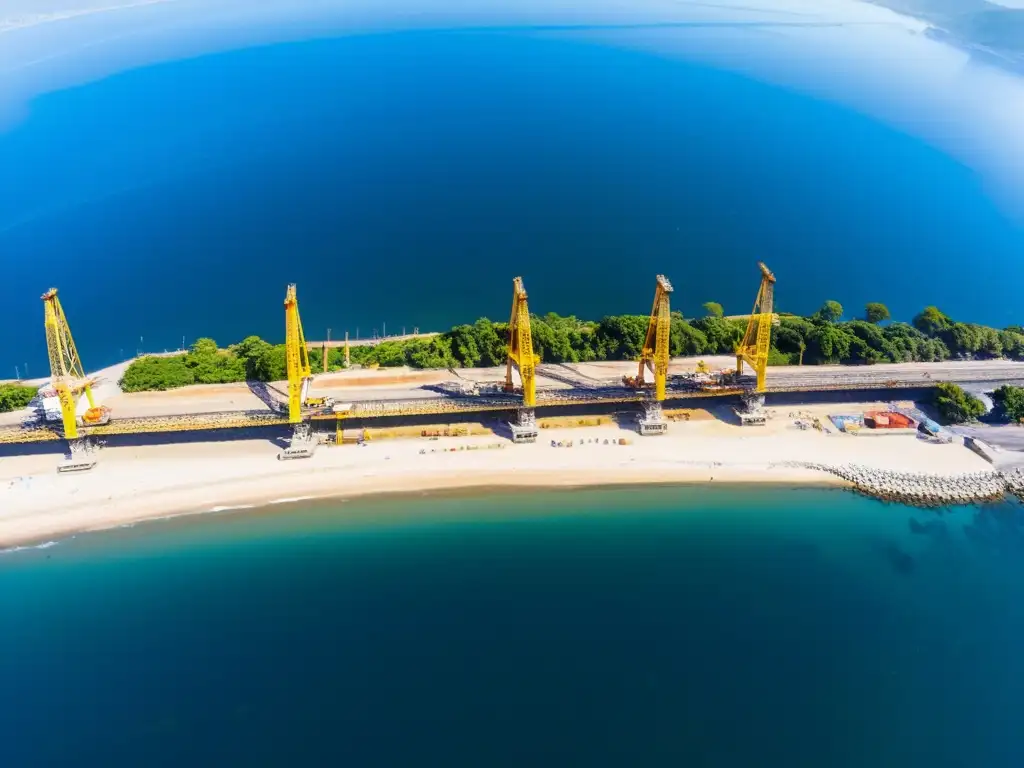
2,29 -> 1023,375
2,485 -> 1024,766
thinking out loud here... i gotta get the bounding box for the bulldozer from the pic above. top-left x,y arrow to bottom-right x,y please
79,406 -> 112,427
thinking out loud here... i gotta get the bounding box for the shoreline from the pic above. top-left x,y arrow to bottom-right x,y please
0,463 -> 850,551
0,409 -> 998,550
0,475 -> 852,553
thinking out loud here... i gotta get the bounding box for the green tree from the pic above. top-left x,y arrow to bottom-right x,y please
913,306 -> 952,337
806,324 -> 852,363
593,315 -> 649,360
814,300 -> 843,324
993,385 -> 1024,423
0,383 -> 38,412
253,345 -> 287,381
448,324 -> 482,367
670,318 -> 708,357
120,355 -> 195,392
702,301 -> 724,318
864,302 -> 890,324
692,316 -> 743,354
471,319 -> 508,367
998,330 -> 1024,360
230,336 -> 273,379
933,382 -> 985,424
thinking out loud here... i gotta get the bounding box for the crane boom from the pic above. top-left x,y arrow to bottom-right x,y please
735,262 -> 776,393
505,276 -> 538,408
42,288 -> 98,439
637,275 -> 673,401
284,284 -> 312,424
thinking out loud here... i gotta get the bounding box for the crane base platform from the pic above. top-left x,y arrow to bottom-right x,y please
58,457 -> 98,472
637,401 -> 668,436
734,392 -> 767,427
510,408 -> 538,444
279,423 -> 318,460
58,438 -> 100,472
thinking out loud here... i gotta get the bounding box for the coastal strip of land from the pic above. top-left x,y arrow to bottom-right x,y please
0,402 -> 996,549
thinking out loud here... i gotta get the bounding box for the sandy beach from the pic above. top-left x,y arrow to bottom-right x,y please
0,402 -> 995,548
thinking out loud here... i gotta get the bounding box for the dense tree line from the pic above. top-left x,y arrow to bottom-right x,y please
119,301 -> 1024,393
932,383 -> 986,425
992,385 -> 1024,424
0,384 -> 37,413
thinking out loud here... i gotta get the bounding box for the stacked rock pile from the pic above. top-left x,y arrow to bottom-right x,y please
773,461 -> 1007,506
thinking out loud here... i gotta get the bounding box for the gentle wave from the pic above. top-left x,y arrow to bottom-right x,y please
268,496 -> 316,505
0,540 -> 59,555
209,504 -> 257,513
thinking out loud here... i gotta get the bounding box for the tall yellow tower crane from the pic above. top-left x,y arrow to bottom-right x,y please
280,284 -> 320,459
626,275 -> 674,435
284,283 -> 312,425
735,262 -> 776,394
504,276 -> 539,443
42,288 -> 109,469
624,275 -> 673,402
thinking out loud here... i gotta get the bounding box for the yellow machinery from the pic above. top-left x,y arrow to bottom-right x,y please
42,288 -> 109,470
695,360 -> 711,375
42,288 -> 109,440
623,275 -> 673,402
735,262 -> 777,393
284,284 -> 312,424
504,277 -> 539,442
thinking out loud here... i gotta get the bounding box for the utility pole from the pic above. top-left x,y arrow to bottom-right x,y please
344,331 -> 350,367
383,321 -> 386,338
14,365 -> 20,380
324,328 -> 331,373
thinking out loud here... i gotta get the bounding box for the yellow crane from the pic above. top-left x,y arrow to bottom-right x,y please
42,288 -> 110,441
281,284 -> 328,459
623,275 -> 673,402
284,283 -> 312,424
505,277 -> 539,443
42,288 -> 109,470
735,262 -> 776,393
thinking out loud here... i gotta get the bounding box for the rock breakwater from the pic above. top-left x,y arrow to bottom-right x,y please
775,461 -> 1019,506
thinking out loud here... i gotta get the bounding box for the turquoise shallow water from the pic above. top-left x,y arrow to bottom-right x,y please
2,485 -> 1023,766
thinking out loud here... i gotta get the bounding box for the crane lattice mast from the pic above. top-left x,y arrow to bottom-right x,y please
284,284 -> 312,424
637,275 -> 674,402
505,276 -> 537,408
42,288 -> 96,440
504,277 -> 540,443
735,262 -> 776,393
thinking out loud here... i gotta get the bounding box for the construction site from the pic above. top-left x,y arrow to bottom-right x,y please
4,263 -> 1024,473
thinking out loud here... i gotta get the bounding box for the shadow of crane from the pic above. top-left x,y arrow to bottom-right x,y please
246,379 -> 287,414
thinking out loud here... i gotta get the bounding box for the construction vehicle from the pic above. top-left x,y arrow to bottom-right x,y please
80,406 -> 112,427
41,288 -> 108,471
304,396 -> 336,410
695,360 -> 711,375
505,276 -> 539,443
